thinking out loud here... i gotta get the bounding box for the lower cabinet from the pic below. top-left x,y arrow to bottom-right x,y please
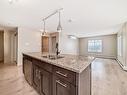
40,69 -> 52,95
23,56 -> 78,95
33,64 -> 52,95
53,75 -> 76,95
33,64 -> 40,93
32,64 -> 76,95
23,56 -> 33,85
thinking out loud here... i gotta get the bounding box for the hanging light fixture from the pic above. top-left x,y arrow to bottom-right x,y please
57,11 -> 62,32
41,8 -> 63,35
41,20 -> 48,36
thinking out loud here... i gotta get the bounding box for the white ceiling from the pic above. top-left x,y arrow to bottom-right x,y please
0,0 -> 127,37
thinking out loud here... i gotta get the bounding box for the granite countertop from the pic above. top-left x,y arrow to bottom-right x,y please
23,52 -> 95,73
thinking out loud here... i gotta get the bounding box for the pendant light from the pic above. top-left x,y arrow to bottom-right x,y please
41,8 -> 63,35
42,20 -> 47,36
57,11 -> 62,32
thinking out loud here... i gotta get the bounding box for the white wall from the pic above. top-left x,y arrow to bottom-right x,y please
117,23 -> 127,68
17,28 -> 79,65
79,34 -> 117,58
18,27 -> 41,65
59,32 -> 79,55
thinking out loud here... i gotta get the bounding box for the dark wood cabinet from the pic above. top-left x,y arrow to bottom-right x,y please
53,75 -> 76,95
33,64 -> 40,93
23,55 -> 33,85
32,59 -> 52,95
53,66 -> 76,85
23,54 -> 91,95
40,69 -> 52,95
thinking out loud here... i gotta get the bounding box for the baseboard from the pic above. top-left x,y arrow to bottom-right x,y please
95,56 -> 127,71
123,66 -> 127,71
116,59 -> 127,71
96,56 -> 116,60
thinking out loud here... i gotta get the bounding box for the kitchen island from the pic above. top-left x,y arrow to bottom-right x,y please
23,52 -> 94,95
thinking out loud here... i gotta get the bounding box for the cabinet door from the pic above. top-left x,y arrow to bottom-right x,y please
33,64 -> 40,93
23,57 -> 32,85
40,69 -> 52,95
53,76 -> 76,95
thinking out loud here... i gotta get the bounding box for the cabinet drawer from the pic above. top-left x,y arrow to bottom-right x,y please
33,59 -> 52,73
53,66 -> 76,85
53,75 -> 76,95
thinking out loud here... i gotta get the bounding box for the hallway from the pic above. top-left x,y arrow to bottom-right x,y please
0,58 -> 127,95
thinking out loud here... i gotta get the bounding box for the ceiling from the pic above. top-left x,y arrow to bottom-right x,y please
0,0 -> 127,37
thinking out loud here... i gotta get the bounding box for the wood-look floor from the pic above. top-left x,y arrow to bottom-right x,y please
92,58 -> 127,95
0,63 -> 38,95
0,58 -> 127,95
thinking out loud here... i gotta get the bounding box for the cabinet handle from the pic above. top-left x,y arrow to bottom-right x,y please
38,70 -> 41,79
56,80 -> 67,88
56,71 -> 68,77
36,69 -> 38,78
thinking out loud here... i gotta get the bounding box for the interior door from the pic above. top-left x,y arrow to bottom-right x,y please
42,36 -> 49,53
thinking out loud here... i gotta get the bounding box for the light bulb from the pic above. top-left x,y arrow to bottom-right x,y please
57,24 -> 62,32
9,0 -> 13,3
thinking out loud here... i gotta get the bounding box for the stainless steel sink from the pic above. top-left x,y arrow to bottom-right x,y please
42,55 -> 64,60
42,55 -> 48,58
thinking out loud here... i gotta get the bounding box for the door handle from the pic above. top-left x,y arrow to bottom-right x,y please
38,70 -> 41,79
36,69 -> 38,78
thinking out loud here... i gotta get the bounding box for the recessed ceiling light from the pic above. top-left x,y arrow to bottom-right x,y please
9,0 -> 13,3
9,0 -> 18,4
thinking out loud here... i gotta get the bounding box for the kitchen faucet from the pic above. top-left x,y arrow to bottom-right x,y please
56,43 -> 60,56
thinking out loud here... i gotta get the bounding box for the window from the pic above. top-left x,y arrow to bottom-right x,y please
88,40 -> 102,52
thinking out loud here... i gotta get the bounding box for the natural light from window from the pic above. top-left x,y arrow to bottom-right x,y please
88,40 -> 102,53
